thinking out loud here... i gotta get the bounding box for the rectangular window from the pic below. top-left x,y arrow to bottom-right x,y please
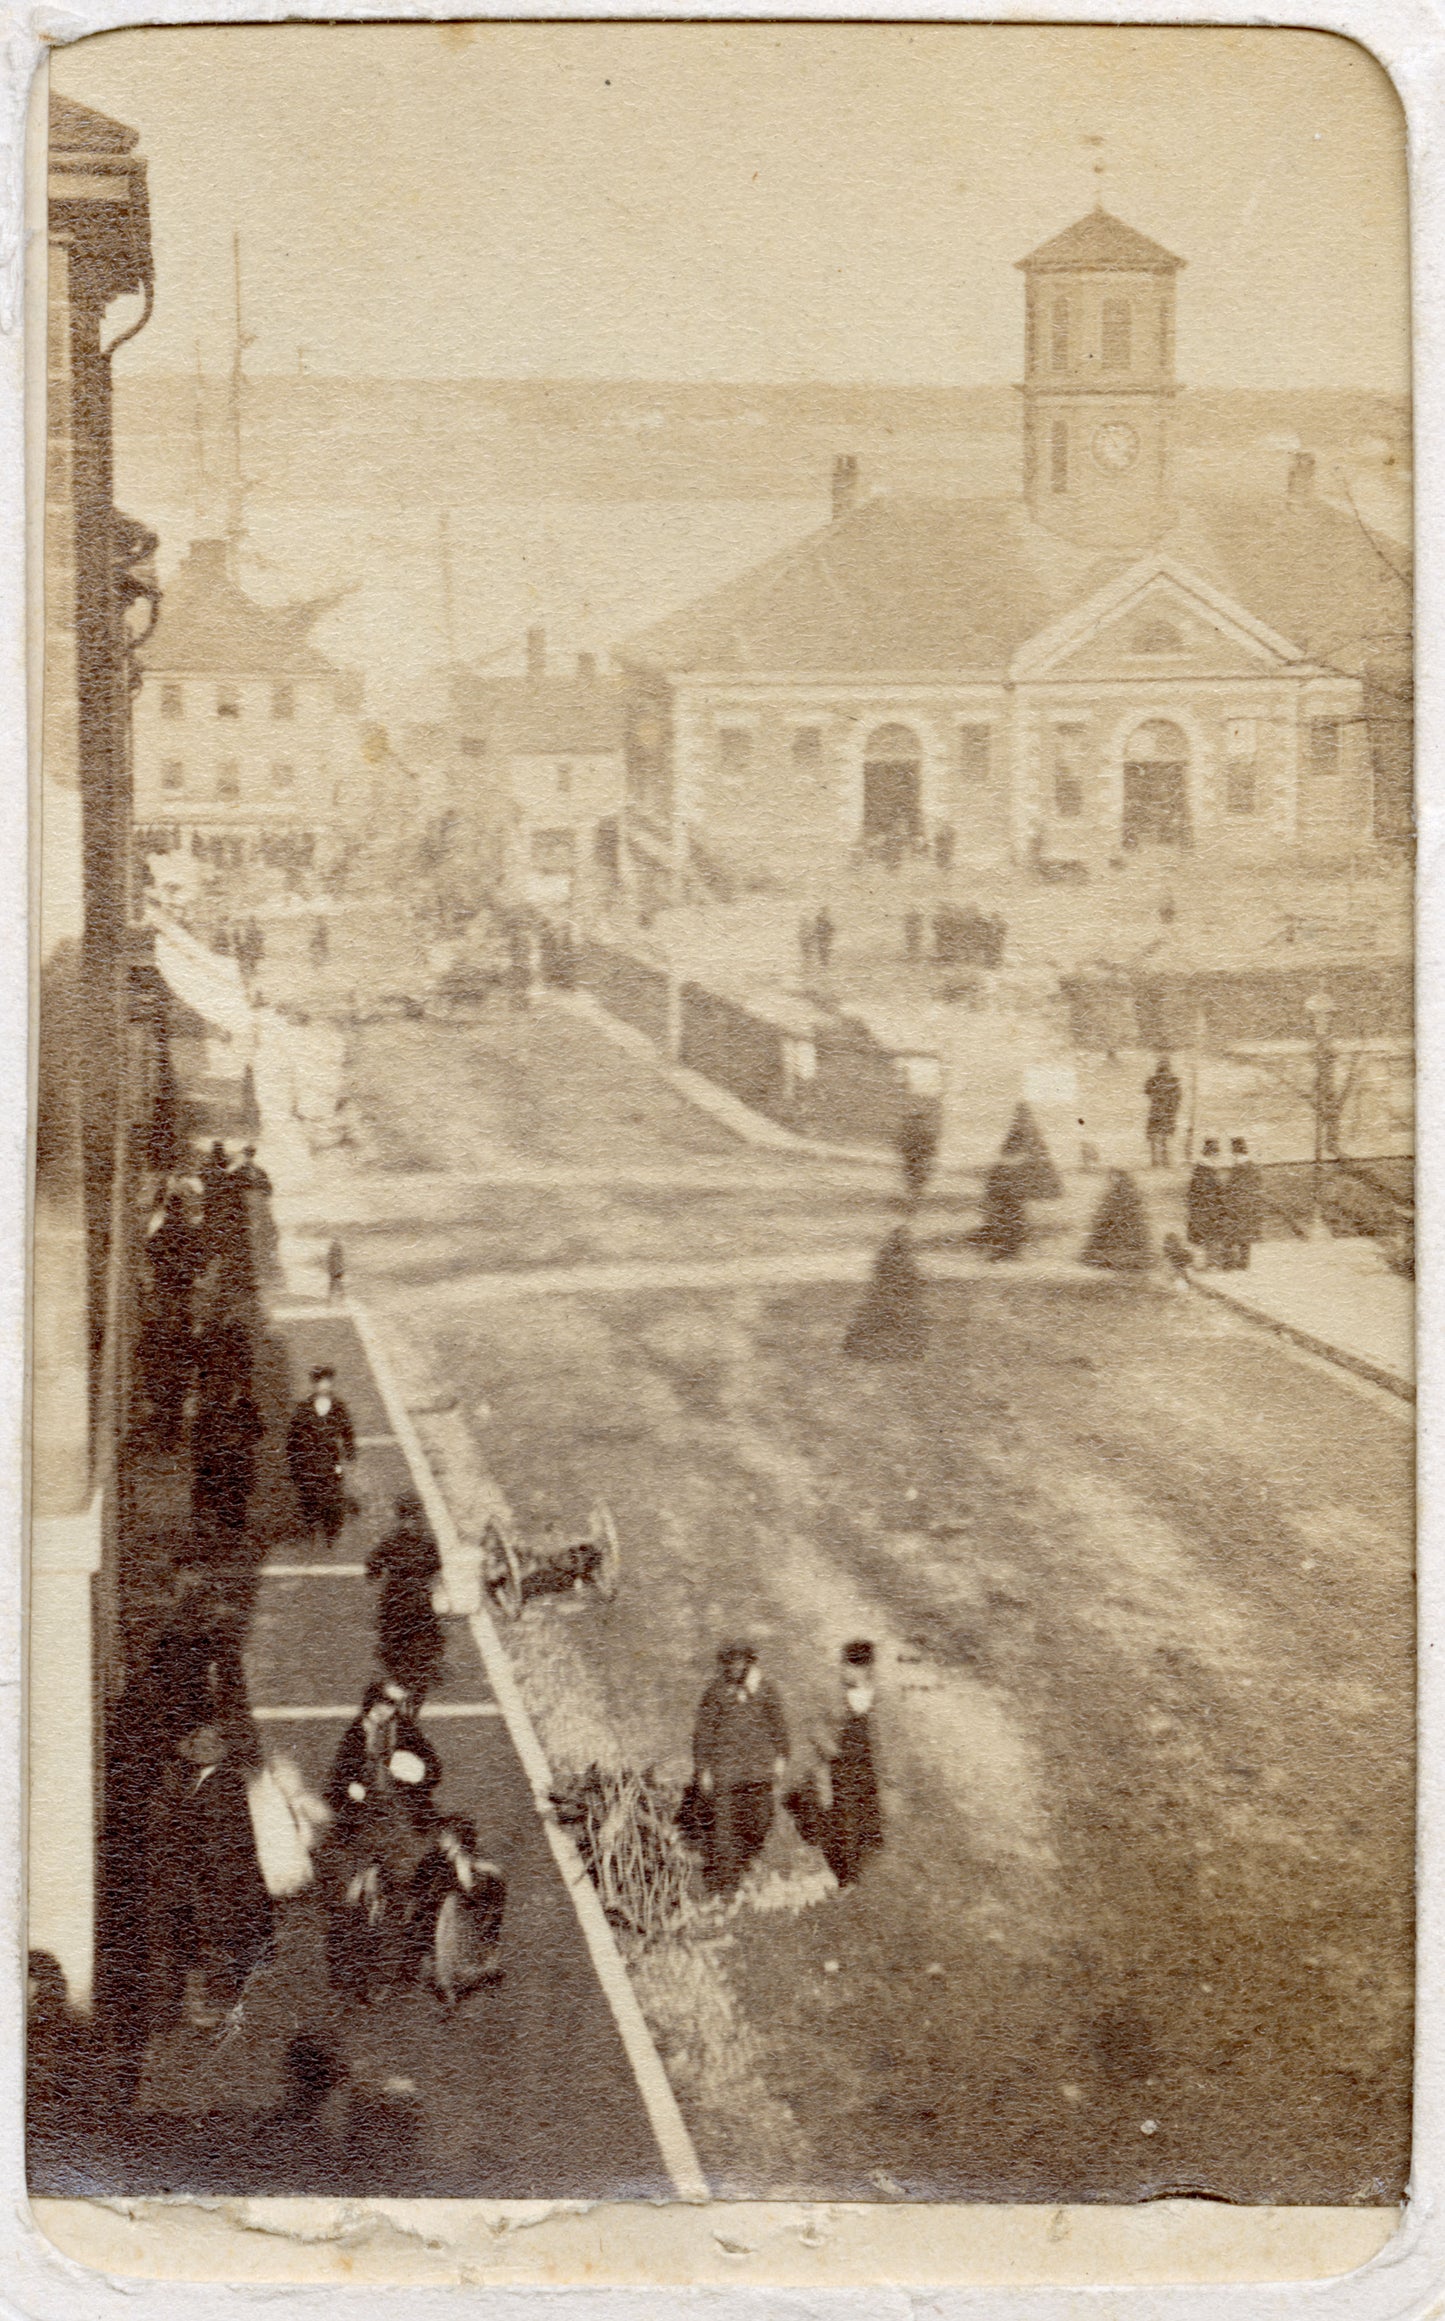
272,682 -> 295,720
958,725 -> 992,781
1101,298 -> 1132,371
1050,421 -> 1069,496
717,726 -> 753,776
530,827 -> 576,873
271,761 -> 295,792
1053,773 -> 1084,819
160,682 -> 183,721
1050,298 -> 1071,372
791,726 -> 824,770
1225,764 -> 1258,815
216,686 -> 241,720
160,760 -> 184,794
1308,718 -> 1342,774
217,761 -> 241,801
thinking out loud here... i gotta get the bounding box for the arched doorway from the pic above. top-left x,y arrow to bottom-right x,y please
861,724 -> 923,849
1121,719 -> 1191,848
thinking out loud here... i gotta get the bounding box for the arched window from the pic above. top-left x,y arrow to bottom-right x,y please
1051,298 -> 1071,372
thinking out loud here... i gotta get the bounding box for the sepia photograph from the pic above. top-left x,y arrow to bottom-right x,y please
27,17 -> 1415,2247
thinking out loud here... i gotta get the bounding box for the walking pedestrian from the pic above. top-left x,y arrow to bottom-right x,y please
1186,1136 -> 1228,1271
366,1492 -> 446,1705
896,1107 -> 938,1203
324,1239 -> 346,1304
286,1366 -> 356,1547
1221,1135 -> 1264,1271
190,1369 -> 265,1547
1143,1055 -> 1183,1168
411,1816 -> 506,2006
813,906 -> 835,973
690,1641 -> 790,1899
323,1683 -> 441,2003
145,1718 -> 273,2032
788,1641 -> 884,1888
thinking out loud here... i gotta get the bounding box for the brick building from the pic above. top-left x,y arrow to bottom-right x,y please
618,209 -> 1406,895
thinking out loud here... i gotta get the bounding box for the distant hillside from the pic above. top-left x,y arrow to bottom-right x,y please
112,375 -> 1409,510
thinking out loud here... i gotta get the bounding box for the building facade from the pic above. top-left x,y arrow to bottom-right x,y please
448,635 -> 626,912
133,536 -> 362,884
619,209 -> 1401,893
34,95 -> 158,2010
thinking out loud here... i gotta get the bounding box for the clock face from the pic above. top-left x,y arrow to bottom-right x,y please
1092,422 -> 1141,474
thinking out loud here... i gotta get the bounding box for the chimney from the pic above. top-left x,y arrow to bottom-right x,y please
832,454 -> 860,521
577,651 -> 597,682
1287,451 -> 1316,504
526,624 -> 546,679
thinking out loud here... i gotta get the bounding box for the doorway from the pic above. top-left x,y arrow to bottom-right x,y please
1121,720 -> 1191,847
862,726 -> 923,848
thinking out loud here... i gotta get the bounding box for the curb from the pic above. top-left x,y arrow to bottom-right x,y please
1185,1274 -> 1413,1405
346,1295 -> 710,2203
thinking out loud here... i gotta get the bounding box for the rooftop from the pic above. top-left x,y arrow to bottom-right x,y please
451,669 -> 626,756
140,539 -> 340,678
1018,207 -> 1184,275
618,488 -> 1408,679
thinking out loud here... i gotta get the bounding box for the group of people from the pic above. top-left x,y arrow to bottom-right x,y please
1186,1135 -> 1264,1271
686,1639 -> 883,1900
121,1482 -> 503,2053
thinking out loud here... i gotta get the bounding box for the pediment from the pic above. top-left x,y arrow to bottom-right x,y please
1011,555 -> 1306,683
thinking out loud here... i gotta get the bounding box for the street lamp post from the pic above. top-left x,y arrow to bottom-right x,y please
1304,990 -> 1336,1238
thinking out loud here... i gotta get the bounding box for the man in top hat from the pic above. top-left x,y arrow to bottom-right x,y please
1185,1137 -> 1227,1272
691,1641 -> 790,1899
286,1366 -> 356,1546
797,1641 -> 884,1888
1220,1135 -> 1264,1271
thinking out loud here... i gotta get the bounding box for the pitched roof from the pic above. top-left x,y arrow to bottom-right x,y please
1018,208 -> 1183,274
618,490 -> 1407,679
49,95 -> 140,155
452,671 -> 626,756
140,539 -> 339,677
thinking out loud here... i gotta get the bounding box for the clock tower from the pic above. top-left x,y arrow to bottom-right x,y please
1018,208 -> 1183,549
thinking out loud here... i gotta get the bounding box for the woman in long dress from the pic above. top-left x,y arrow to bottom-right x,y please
323,1683 -> 440,2003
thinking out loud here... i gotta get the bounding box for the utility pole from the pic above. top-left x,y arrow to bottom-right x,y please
225,232 -> 257,562
1305,990 -> 1336,1237
437,508 -> 458,668
190,337 -> 207,535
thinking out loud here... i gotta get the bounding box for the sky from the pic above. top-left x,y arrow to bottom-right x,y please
50,23 -> 1409,393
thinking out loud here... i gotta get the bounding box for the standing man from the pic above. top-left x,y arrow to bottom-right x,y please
1221,1135 -> 1265,1271
691,1642 -> 790,1899
286,1365 -> 357,1548
1143,1055 -> 1183,1168
1186,1136 -> 1227,1271
813,906 -> 835,974
809,1640 -> 884,1889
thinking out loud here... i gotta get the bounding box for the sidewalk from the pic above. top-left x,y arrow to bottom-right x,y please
57,1285 -> 702,2200
1186,1237 -> 1414,1402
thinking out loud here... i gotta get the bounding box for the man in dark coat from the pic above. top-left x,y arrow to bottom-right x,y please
1186,1137 -> 1227,1270
1221,1135 -> 1265,1270
145,1719 -> 273,2031
191,1373 -> 265,1543
287,1366 -> 356,1545
691,1642 -> 790,1898
797,1640 -> 884,1888
366,1493 -> 446,1704
1143,1056 -> 1183,1168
